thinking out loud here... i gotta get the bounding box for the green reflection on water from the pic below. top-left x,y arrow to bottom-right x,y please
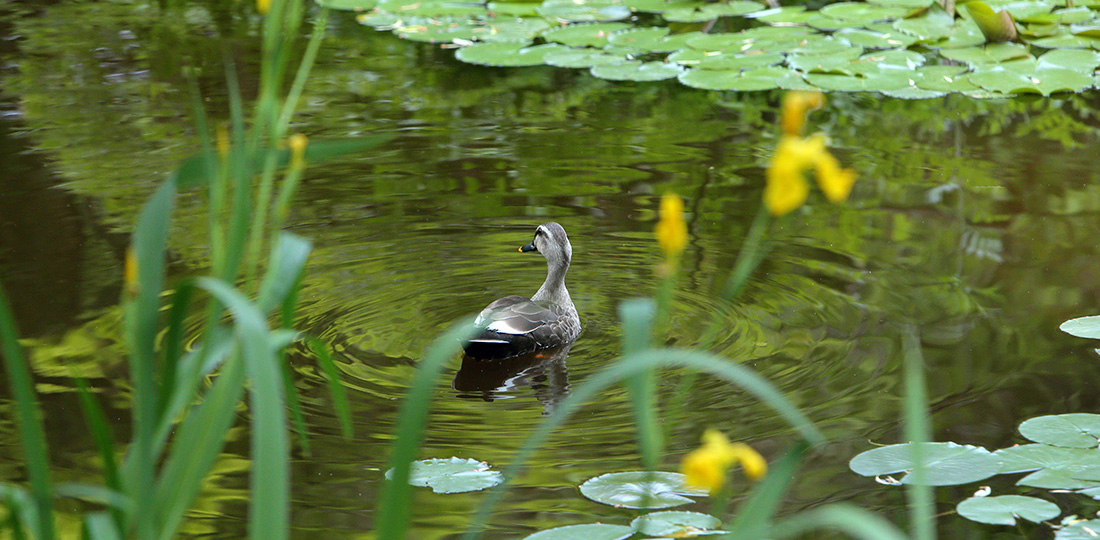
2,1 -> 1100,538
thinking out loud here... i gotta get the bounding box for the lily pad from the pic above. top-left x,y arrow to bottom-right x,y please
678,67 -> 778,90
663,1 -> 764,22
590,61 -> 685,81
455,42 -> 564,66
544,48 -> 629,67
1057,519 -> 1100,540
893,8 -> 956,41
579,471 -> 709,509
541,22 -> 633,47
607,28 -> 673,51
820,2 -> 909,25
1018,468 -> 1100,490
631,511 -> 725,537
316,0 -> 377,10
523,524 -> 635,540
915,65 -> 980,92
867,0 -> 934,8
995,443 -> 1100,474
1020,414 -> 1100,448
1038,49 -> 1100,72
849,442 -> 1002,486
668,49 -> 784,70
538,0 -> 633,22
836,28 -> 919,48
386,457 -> 504,493
1060,316 -> 1100,339
956,495 -> 1061,526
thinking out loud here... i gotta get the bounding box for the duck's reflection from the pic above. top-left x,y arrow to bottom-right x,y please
452,344 -> 571,414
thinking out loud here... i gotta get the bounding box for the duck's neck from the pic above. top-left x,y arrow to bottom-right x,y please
531,260 -> 571,307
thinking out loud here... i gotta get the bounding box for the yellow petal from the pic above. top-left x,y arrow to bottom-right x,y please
730,443 -> 768,481
813,151 -> 857,203
764,159 -> 809,217
656,193 -> 688,258
680,447 -> 727,494
289,133 -> 309,168
780,91 -> 825,136
257,0 -> 271,14
124,248 -> 139,295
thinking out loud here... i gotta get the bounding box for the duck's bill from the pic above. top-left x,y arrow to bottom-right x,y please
519,242 -> 537,253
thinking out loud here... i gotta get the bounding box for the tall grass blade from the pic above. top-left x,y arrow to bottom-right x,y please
123,177 -> 176,537
194,277 -> 289,540
619,299 -> 662,470
257,233 -> 311,311
463,347 -> 823,539
151,353 -> 246,540
901,326 -> 934,540
726,441 -> 807,538
282,356 -> 312,455
306,337 -> 353,439
376,319 -> 477,540
0,284 -> 55,540
158,283 -> 194,421
1,483 -> 37,540
770,504 -> 910,540
74,378 -> 124,529
82,512 -> 123,540
275,8 -> 329,134
55,484 -> 131,513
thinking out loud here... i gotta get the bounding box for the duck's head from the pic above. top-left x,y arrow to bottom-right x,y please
519,222 -> 572,266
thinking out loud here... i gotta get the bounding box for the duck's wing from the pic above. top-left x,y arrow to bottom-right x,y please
474,296 -> 556,336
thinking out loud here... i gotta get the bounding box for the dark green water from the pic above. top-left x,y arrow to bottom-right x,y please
2,1 -> 1100,538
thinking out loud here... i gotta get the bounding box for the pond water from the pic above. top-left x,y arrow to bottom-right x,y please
2,1 -> 1100,538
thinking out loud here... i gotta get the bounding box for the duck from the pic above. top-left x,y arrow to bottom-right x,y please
463,222 -> 581,359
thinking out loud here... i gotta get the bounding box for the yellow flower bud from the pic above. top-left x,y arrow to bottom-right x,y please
288,133 -> 308,168
655,193 -> 687,260
124,248 -> 139,295
257,0 -> 271,15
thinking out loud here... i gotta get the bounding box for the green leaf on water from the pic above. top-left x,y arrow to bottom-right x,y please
1031,31 -> 1100,49
522,524 -> 634,540
940,42 -> 1032,65
579,471 -> 709,509
914,65 -> 980,92
849,442 -> 1002,486
1017,468 -> 1100,490
590,61 -> 685,81
1038,49 -> 1100,72
622,0 -> 704,13
544,48 -> 629,68
538,0 -> 633,22
1060,316 -> 1100,339
487,1 -> 542,16
385,457 -> 503,494
630,511 -> 726,537
607,27 -> 672,50
1020,414 -> 1100,448
745,6 -> 812,24
455,42 -> 564,66
867,0 -> 934,8
965,1 -> 1019,42
541,22 -> 633,46
835,28 -> 919,48
893,7 -> 955,40
956,495 -> 1061,526
995,443 -> 1100,474
669,49 -> 784,70
1057,519 -> 1100,540
819,2 -> 909,25
315,0 -> 377,10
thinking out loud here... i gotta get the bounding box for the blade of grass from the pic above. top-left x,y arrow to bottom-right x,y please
0,482 -> 38,540
726,441 -> 807,538
82,512 -> 123,540
257,233 -> 311,312
55,484 -> 131,513
376,318 -> 477,540
74,378 -> 124,530
306,337 -> 353,439
122,177 -> 176,538
770,504 -> 910,540
461,347 -> 824,539
195,277 -> 289,540
901,326 -> 934,540
151,351 -> 246,540
620,299 -> 662,471
0,283 -> 55,540
281,354 -> 311,455
158,282 -> 194,422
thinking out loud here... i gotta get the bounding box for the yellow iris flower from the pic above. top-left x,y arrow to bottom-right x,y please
655,193 -> 688,260
288,133 -> 309,168
257,0 -> 271,14
765,92 -> 857,217
680,429 -> 767,494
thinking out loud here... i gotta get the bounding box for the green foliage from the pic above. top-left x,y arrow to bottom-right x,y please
336,0 -> 1100,96
956,495 -> 1060,526
579,471 -> 709,509
385,458 -> 504,493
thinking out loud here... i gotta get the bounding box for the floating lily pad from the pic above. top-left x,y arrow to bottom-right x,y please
836,28 -> 919,48
995,443 -> 1100,474
1032,31 -> 1100,49
1057,519 -> 1100,540
849,442 -> 1002,486
622,0 -> 704,13
607,27 -> 672,50
522,524 -> 635,540
356,10 -> 403,27
579,471 -> 709,509
386,457 -> 504,493
746,6 -> 813,24
1020,414 -> 1100,448
541,22 -> 633,46
1039,49 -> 1100,72
317,0 -> 377,10
867,0 -> 934,8
1060,316 -> 1100,339
893,8 -> 956,40
590,60 -> 685,81
631,511 -> 725,537
678,67 -> 779,90
456,42 -> 564,66
940,42 -> 1032,65
487,1 -> 542,16
881,85 -> 947,98
544,48 -> 629,67
663,1 -> 764,22
538,0 -> 633,22
820,2 -> 909,25
1018,468 -> 1100,490
669,49 -> 784,70
956,495 -> 1061,526
915,65 -> 980,92
478,19 -> 554,42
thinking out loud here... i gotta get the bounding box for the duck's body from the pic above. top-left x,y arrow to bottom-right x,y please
463,223 -> 581,359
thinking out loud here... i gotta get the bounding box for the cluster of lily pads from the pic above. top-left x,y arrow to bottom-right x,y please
319,0 -> 1100,97
848,315 -> 1100,538
388,459 -> 726,539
